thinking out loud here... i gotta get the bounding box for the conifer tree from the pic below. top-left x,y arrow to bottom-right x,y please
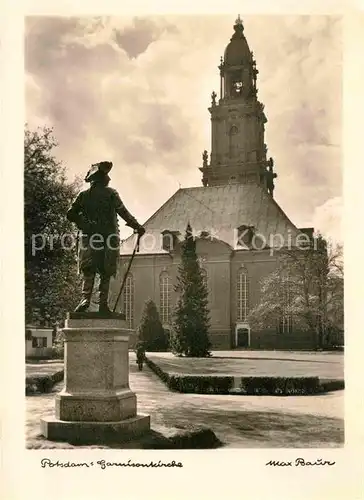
171,223 -> 211,357
138,299 -> 169,351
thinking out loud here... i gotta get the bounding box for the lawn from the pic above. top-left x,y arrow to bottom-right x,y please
146,351 -> 344,380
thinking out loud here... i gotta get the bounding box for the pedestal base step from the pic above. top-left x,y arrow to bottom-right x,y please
68,311 -> 126,320
41,414 -> 150,445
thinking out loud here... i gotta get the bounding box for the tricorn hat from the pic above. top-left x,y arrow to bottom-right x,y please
85,161 -> 113,183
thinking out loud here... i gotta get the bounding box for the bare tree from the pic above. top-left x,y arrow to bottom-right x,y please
248,235 -> 343,349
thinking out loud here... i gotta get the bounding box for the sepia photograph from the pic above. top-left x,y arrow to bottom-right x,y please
24,14 -> 344,451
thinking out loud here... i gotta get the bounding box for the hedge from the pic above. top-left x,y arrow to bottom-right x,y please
237,376 -> 320,395
145,357 -> 170,385
319,379 -> 345,392
165,374 -> 320,395
26,370 -> 64,395
168,374 -> 234,394
145,356 -> 333,395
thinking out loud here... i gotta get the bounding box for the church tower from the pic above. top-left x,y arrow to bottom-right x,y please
200,16 -> 277,195
118,15 -> 314,350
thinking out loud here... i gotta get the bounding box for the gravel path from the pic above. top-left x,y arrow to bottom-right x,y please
26,362 -> 64,377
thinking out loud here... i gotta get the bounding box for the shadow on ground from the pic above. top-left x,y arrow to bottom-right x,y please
159,406 -> 344,448
28,427 -> 222,450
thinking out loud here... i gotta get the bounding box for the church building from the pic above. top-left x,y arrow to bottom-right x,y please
111,17 -> 316,350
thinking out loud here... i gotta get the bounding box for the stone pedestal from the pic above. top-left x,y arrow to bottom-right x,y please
40,316 -> 150,444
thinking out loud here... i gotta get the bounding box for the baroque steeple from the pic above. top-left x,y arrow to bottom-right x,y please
199,16 -> 277,194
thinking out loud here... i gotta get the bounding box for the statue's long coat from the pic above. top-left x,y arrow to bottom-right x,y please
67,185 -> 139,277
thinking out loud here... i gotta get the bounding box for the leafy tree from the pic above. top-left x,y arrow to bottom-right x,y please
24,125 -> 81,325
138,299 -> 169,351
248,234 -> 343,349
171,223 -> 211,357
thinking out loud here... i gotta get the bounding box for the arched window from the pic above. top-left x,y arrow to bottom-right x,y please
237,267 -> 249,322
229,126 -> 239,158
159,271 -> 171,324
123,274 -> 134,328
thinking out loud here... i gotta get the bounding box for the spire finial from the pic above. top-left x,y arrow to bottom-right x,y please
233,14 -> 244,36
235,14 -> 243,27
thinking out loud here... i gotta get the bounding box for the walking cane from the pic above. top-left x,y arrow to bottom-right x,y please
112,233 -> 141,313
75,230 -> 80,274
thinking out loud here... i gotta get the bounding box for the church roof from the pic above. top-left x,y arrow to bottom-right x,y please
120,184 -> 301,255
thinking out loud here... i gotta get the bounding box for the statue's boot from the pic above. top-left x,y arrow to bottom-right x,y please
74,273 -> 95,312
98,275 -> 111,315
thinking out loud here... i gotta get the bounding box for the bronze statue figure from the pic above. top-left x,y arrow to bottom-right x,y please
211,91 -> 217,106
67,161 -> 145,314
202,150 -> 208,167
266,157 -> 277,196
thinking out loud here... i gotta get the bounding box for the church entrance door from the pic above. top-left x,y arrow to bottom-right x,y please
237,328 -> 249,347
235,323 -> 250,348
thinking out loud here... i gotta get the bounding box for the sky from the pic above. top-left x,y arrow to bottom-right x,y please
25,15 -> 342,242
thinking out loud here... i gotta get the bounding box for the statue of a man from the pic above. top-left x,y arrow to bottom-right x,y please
67,161 -> 145,314
202,150 -> 208,167
266,158 -> 277,196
